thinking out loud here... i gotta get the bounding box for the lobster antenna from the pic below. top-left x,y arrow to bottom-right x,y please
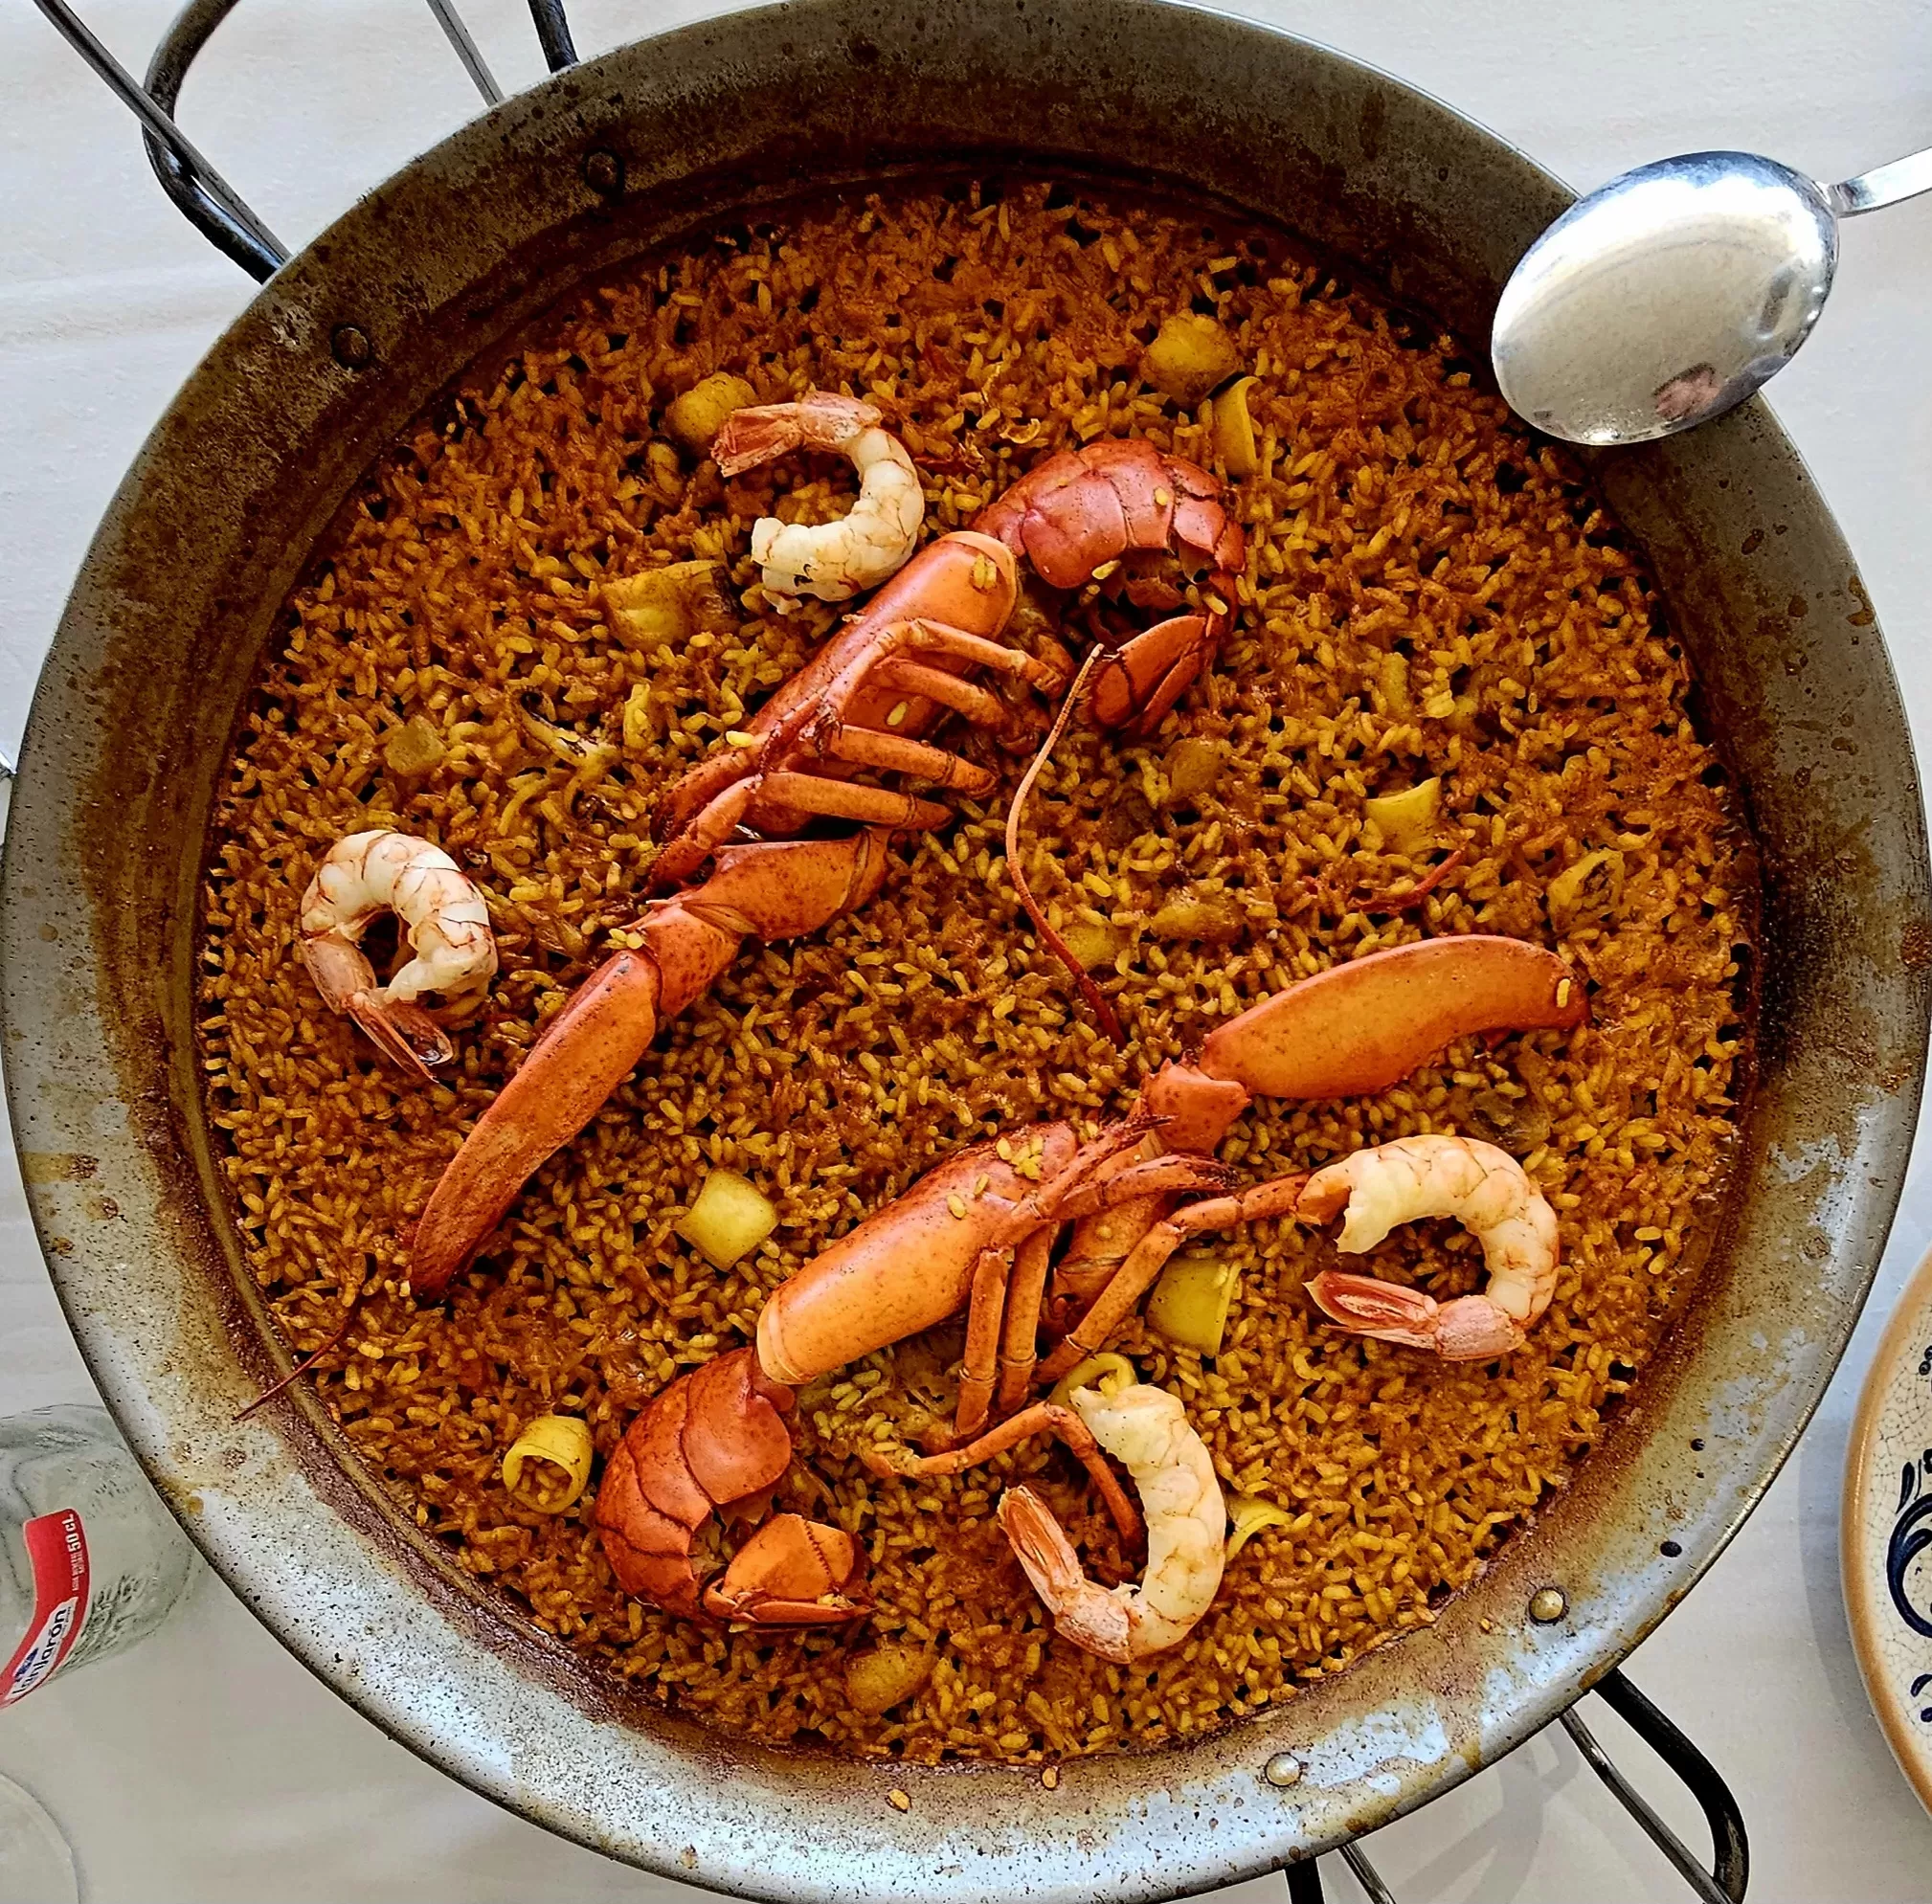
234,1274 -> 373,1421
1002,646 -> 1125,1045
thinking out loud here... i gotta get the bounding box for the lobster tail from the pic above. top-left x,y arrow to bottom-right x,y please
974,437 -> 1243,736
594,1348 -> 798,1614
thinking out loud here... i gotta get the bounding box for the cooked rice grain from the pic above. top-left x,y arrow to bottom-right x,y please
198,178 -> 1754,1764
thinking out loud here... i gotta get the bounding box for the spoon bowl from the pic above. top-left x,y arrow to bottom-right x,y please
1493,140 -> 1932,445
1493,151 -> 1838,445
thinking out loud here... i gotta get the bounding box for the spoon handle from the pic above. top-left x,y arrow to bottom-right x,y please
1830,146 -> 1932,216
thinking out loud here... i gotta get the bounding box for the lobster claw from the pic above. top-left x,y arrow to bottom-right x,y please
1197,937 -> 1588,1102
701,1514 -> 871,1625
1089,612 -> 1212,733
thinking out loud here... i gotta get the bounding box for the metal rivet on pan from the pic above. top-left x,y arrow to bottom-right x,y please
582,147 -> 624,195
1263,1751 -> 1302,1787
1529,1586 -> 1568,1624
330,325 -> 372,370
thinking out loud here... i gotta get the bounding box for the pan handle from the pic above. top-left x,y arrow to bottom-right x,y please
1561,1667 -> 1750,1902
30,0 -> 580,283
1275,1668 -> 1747,1904
528,0 -> 580,72
141,0 -> 284,280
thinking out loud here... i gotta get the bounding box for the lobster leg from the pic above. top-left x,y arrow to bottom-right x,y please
955,1245 -> 1017,1444
871,661 -> 1016,731
754,771 -> 950,829
1052,1153 -> 1237,1216
825,726 -> 999,794
877,619 -> 1070,694
864,1401 -> 1142,1544
645,778 -> 760,894
1037,1173 -> 1311,1383
941,1156 -> 1216,1436
995,1229 -> 1055,1415
651,532 -> 1020,842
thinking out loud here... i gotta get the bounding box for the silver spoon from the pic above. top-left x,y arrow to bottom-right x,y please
1491,145 -> 1932,445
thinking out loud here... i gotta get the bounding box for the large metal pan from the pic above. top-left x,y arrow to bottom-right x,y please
5,1 -> 1926,1897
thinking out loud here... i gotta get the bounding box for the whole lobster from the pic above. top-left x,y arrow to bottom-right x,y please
410,435 -> 1245,1296
593,934 -> 1586,1623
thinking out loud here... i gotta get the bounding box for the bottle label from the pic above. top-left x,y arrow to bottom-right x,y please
2,1512 -> 89,1705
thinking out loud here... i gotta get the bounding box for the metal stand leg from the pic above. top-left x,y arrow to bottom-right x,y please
1266,1668 -> 1745,1904
29,0 -> 577,278
1284,1859 -> 1326,1903
1561,1667 -> 1749,1903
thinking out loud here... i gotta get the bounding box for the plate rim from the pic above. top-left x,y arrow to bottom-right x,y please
1843,1238 -> 1932,1818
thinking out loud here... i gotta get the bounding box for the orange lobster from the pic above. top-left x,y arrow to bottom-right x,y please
410,433 -> 1245,1296
976,437 -> 1244,734
592,935 -> 1586,1623
411,528 -> 1051,1296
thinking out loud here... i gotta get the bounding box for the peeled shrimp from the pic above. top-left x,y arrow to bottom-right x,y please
710,392 -> 924,601
997,1382 -> 1225,1664
297,829 -> 496,1081
1300,1133 -> 1558,1360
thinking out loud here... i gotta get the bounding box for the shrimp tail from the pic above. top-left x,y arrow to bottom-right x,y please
347,994 -> 453,1083
299,935 -> 452,1082
997,1486 -> 1133,1664
712,394 -> 880,475
1305,1271 -> 1526,1360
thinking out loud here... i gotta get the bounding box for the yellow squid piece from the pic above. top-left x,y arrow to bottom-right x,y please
502,1415 -> 595,1512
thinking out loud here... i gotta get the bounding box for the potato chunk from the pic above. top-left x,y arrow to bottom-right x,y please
603,560 -> 733,649
1362,777 -> 1441,853
1146,1253 -> 1236,1355
1140,314 -> 1242,406
665,372 -> 756,455
1062,920 -> 1129,971
1161,736 -> 1224,804
1147,893 -> 1243,944
676,1168 -> 778,1269
383,714 -> 445,778
845,1645 -> 935,1715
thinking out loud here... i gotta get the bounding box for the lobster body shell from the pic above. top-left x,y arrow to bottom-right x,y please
754,1130 -> 1083,1385
655,530 -> 1019,842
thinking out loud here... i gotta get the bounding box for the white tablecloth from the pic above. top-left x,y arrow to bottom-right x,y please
3,2 -> 1930,1897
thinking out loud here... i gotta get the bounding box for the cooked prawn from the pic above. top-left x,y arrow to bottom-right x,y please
710,392 -> 924,601
996,1381 -> 1225,1664
1300,1133 -> 1559,1360
297,829 -> 497,1082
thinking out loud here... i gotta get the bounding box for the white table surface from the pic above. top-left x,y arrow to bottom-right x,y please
4,2 -> 1931,1898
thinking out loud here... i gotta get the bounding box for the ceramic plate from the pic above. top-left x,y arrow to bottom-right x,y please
1844,1242 -> 1932,1816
